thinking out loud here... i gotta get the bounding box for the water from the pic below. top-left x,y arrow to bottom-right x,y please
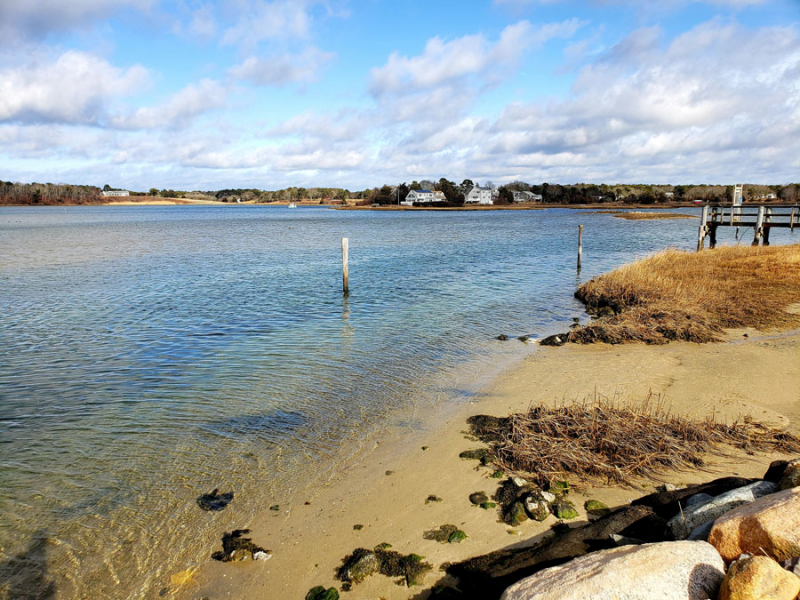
0,206 -> 794,597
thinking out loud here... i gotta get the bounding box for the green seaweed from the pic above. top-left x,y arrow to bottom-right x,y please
459,449 -> 494,465
447,530 -> 467,544
423,524 -> 459,543
353,524 -> 364,531
584,499 -> 611,516
306,586 -> 339,600
480,501 -> 497,510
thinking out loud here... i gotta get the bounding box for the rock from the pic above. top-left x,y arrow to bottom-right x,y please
685,493 -> 713,508
609,534 -> 644,547
497,334 -> 509,341
708,487 -> 800,562
517,336 -> 530,342
353,524 -> 364,531
306,586 -> 339,600
424,524 -> 461,543
470,492 -> 489,505
511,477 -> 529,490
446,504 -> 668,598
426,495 -> 442,504
540,491 -> 556,504
494,478 -> 531,507
480,501 -> 497,510
448,530 -> 467,544
658,483 -> 679,493
499,541 -> 725,600
506,502 -> 529,526
763,459 -> 790,484
337,549 -> 380,583
666,481 -> 779,539
211,529 -> 269,562
524,495 -> 550,521
634,476 -> 756,519
196,488 -> 234,511
459,448 -> 494,465
253,551 -> 272,561
584,500 -> 611,517
539,333 -> 568,347
547,481 -> 569,495
779,459 -> 800,490
718,555 -> 800,600
687,521 -> 714,542
553,501 -> 578,520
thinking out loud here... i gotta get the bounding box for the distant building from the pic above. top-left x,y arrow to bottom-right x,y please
664,191 -> 674,199
402,189 -> 445,205
102,190 -> 130,197
512,191 -> 543,202
464,185 -> 493,205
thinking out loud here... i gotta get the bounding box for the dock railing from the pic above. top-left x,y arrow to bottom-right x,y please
697,203 -> 799,250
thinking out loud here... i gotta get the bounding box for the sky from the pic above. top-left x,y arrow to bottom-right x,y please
0,0 -> 798,191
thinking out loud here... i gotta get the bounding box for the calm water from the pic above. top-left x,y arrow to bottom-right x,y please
0,206 -> 794,597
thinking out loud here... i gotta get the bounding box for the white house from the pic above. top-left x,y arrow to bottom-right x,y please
512,191 -> 543,202
102,190 -> 130,197
464,186 -> 494,205
402,189 -> 445,205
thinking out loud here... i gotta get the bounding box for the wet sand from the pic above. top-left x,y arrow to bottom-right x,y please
176,327 -> 800,599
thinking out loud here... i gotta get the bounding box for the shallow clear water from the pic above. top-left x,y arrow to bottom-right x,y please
0,206 -> 795,597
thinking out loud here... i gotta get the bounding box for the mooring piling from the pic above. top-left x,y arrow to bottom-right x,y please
577,225 -> 583,271
341,237 -> 349,295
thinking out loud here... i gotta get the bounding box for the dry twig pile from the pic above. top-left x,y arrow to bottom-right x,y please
469,395 -> 800,487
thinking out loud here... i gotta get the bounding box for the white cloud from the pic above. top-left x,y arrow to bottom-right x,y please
0,0 -> 154,42
189,5 -> 217,39
369,19 -> 585,96
228,47 -> 334,86
110,79 -> 227,129
0,51 -> 148,125
221,0 -> 317,47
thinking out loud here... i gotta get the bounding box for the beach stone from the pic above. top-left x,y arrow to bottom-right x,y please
540,491 -> 556,504
718,555 -> 800,600
685,493 -> 713,508
585,499 -> 611,517
779,459 -> 800,490
667,481 -> 778,539
658,483 -> 679,493
338,549 -> 380,583
708,487 -> 800,562
470,492 -> 489,505
687,521 -> 714,542
523,495 -> 550,521
539,333 -> 567,347
764,459 -> 790,484
499,541 -> 725,600
553,501 -> 579,520
507,502 -> 529,526
306,586 -> 340,600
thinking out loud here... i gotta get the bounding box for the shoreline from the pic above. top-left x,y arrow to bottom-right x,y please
178,326 -> 800,599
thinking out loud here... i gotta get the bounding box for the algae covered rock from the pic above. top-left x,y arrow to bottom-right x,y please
506,501 -> 529,526
480,501 -> 497,510
459,448 -> 494,465
306,586 -> 340,600
424,524 -> 460,543
211,529 -> 269,562
426,495 -> 443,504
779,459 -> 800,490
470,492 -> 489,505
524,495 -> 550,521
547,481 -> 569,495
584,499 -> 610,517
448,530 -> 468,544
337,549 -> 380,584
553,501 -> 578,520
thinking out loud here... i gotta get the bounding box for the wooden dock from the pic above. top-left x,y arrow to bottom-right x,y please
697,203 -> 799,250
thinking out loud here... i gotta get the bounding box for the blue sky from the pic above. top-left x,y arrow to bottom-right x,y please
0,0 -> 798,191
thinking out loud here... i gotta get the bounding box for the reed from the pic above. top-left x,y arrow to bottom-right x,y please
568,244 -> 800,344
468,393 -> 800,487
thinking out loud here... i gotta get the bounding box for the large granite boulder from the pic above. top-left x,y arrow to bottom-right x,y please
500,541 -> 724,600
779,459 -> 800,490
718,555 -> 800,600
708,487 -> 800,562
666,481 -> 778,540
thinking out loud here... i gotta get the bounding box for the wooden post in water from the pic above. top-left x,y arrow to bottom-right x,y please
697,205 -> 709,251
341,237 -> 349,295
752,206 -> 765,246
577,225 -> 583,271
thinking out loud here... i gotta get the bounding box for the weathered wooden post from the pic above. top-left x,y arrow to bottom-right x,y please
697,205 -> 709,251
752,206 -> 765,246
342,237 -> 349,295
577,225 -> 583,271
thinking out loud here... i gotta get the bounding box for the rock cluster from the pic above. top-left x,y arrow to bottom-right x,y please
493,458 -> 800,600
492,476 -> 583,526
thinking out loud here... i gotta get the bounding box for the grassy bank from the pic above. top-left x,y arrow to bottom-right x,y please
610,211 -> 696,220
560,244 -> 800,344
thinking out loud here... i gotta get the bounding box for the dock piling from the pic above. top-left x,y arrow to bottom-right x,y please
577,225 -> 583,271
753,206 -> 765,246
697,205 -> 709,251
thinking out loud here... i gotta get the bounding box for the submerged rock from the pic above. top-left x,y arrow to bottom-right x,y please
539,333 -> 568,347
497,334 -> 509,341
196,488 -> 234,512
211,529 -> 269,562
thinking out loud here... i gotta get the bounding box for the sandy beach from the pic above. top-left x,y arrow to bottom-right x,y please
177,323 -> 800,599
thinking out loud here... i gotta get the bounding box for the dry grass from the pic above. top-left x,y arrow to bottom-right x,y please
469,394 -> 800,487
612,211 -> 696,220
567,244 -> 800,344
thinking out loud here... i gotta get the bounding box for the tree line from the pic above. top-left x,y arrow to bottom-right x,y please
0,182 -> 105,205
